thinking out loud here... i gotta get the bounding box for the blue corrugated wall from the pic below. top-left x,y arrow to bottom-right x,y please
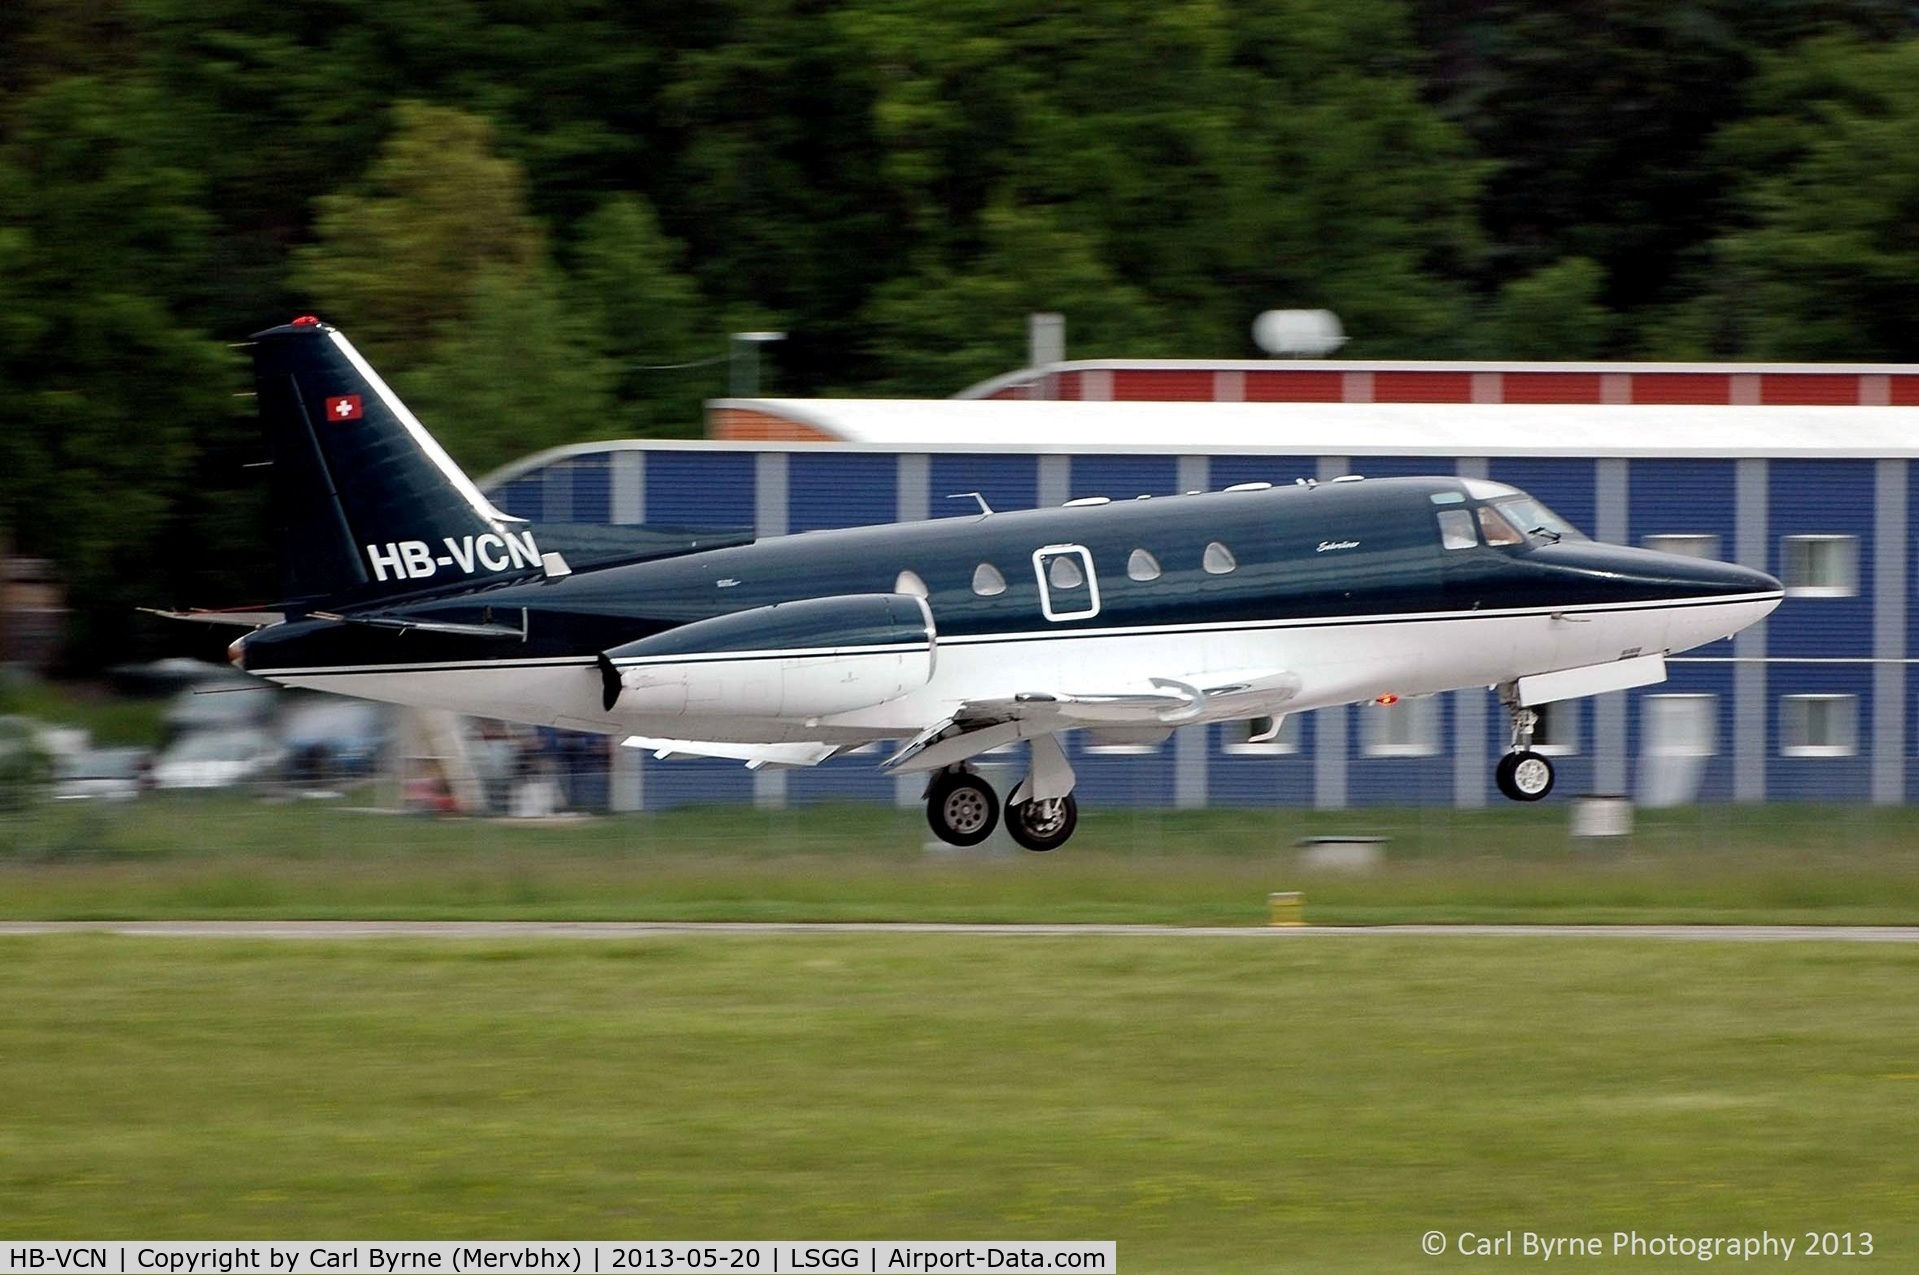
483,446 -> 1892,810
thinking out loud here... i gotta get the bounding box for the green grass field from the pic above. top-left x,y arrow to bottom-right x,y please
2,933 -> 1916,1271
4,796 -> 1919,925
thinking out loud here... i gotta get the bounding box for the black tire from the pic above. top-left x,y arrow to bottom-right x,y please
926,771 -> 999,846
1495,750 -> 1555,802
1005,793 -> 1078,852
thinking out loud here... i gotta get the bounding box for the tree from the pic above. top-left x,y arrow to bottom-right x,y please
397,264 -> 617,478
291,101 -> 543,369
1409,0 -> 1913,331
842,0 -> 1483,363
0,75 -> 246,665
1485,257 -> 1612,359
1703,36 -> 1919,360
567,194 -> 714,437
861,201 -> 1181,395
295,101 -> 626,470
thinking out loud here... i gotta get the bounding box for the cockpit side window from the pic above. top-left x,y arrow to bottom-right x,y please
1438,508 -> 1478,550
1477,504 -> 1525,547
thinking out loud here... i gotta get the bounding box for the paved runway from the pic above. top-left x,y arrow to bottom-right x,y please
5,920 -> 1919,942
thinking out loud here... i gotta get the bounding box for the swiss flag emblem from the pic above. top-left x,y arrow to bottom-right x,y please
325,395 -> 363,422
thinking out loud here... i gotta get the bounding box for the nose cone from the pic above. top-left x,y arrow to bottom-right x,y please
1655,554 -> 1783,602
1533,541 -> 1781,601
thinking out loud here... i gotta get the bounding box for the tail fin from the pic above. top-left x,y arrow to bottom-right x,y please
249,316 -> 543,607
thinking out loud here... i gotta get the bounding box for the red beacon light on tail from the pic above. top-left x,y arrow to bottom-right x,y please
291,315 -> 321,327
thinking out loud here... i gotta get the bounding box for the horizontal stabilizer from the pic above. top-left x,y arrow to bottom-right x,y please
141,607 -> 287,628
313,608 -> 530,640
521,522 -> 755,571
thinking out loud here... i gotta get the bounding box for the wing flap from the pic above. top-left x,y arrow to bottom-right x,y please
884,668 -> 1299,773
620,736 -> 840,769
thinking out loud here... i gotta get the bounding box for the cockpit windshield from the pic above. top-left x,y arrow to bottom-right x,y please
1434,483 -> 1589,550
1490,495 -> 1586,546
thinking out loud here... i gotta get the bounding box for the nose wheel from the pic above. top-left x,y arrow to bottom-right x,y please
926,769 -> 1000,846
1494,698 -> 1556,802
1495,750 -> 1555,801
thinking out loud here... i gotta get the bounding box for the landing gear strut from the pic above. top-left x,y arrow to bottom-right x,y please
1495,697 -> 1555,802
922,735 -> 1084,850
925,769 -> 999,846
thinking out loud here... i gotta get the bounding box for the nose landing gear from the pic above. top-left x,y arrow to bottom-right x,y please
1494,698 -> 1556,802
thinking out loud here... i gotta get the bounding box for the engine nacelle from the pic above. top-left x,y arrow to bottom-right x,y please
600,593 -> 935,718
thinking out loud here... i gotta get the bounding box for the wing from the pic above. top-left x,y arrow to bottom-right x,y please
620,736 -> 842,770
884,668 -> 1300,773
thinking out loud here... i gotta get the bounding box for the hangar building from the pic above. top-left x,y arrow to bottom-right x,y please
482,355 -> 1919,812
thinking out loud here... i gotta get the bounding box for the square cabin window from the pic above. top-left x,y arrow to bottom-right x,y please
1362,697 -> 1440,757
1221,714 -> 1302,756
1643,533 -> 1721,560
1781,535 -> 1857,597
1781,694 -> 1857,758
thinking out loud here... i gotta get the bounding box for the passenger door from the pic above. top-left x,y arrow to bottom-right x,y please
1033,544 -> 1100,621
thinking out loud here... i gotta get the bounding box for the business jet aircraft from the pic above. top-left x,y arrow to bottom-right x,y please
174,317 -> 1782,850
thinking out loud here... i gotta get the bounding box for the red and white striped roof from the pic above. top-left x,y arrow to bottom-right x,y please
955,358 -> 1919,407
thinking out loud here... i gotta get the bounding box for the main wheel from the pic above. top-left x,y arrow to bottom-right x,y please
1495,750 -> 1555,802
926,771 -> 999,846
1005,793 -> 1078,852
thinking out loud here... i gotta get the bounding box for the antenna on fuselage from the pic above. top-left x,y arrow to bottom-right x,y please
946,492 -> 995,516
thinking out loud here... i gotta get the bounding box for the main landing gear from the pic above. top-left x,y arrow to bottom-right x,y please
925,736 -> 1081,851
925,769 -> 1000,847
1494,698 -> 1555,802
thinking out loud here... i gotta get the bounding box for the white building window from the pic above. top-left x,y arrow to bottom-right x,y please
1781,535 -> 1857,597
1781,694 -> 1857,757
1221,715 -> 1301,756
1643,694 -> 1718,757
1644,533 -> 1721,560
1362,697 -> 1440,757
1530,699 -> 1579,757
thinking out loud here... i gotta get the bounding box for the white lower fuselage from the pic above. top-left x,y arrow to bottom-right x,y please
261,589 -> 1778,746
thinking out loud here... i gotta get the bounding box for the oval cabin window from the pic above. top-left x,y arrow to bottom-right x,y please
1048,555 -> 1085,589
972,563 -> 1007,596
1127,549 -> 1162,582
894,569 -> 929,598
1202,542 -> 1237,575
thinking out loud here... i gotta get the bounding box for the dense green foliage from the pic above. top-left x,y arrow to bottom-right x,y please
0,0 -> 1914,664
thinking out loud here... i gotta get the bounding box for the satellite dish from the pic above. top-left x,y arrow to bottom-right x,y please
1252,309 -> 1346,357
